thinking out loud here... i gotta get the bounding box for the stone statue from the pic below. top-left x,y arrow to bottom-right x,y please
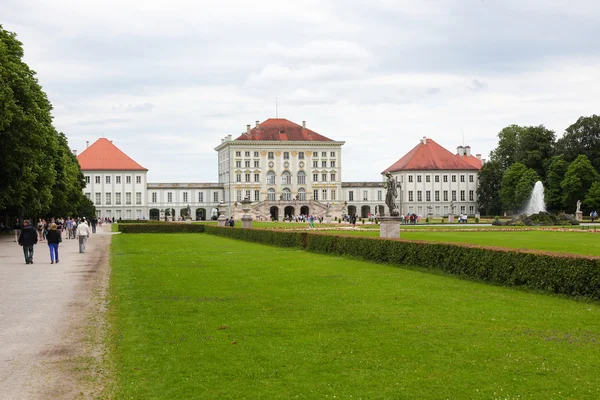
450,201 -> 455,214
186,204 -> 191,218
325,202 -> 330,217
384,172 -> 400,216
577,200 -> 581,213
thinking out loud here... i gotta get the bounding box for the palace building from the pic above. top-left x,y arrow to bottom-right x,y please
77,118 -> 483,220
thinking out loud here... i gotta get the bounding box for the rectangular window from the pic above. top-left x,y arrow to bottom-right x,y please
85,192 -> 91,199
363,190 -> 368,201
469,206 -> 474,214
236,151 -> 241,157
443,191 -> 448,201
254,174 -> 260,182
330,161 -> 336,168
322,173 -> 327,182
435,206 -> 440,215
126,176 -> 131,184
245,173 -> 251,182
426,175 -> 430,183
408,191 -> 414,202
435,175 -> 440,183
321,152 -> 327,157
313,152 -> 318,158
245,151 -> 250,157
245,190 -> 251,200
115,192 -> 121,205
136,176 -> 141,184
417,175 -> 422,183
460,190 -> 465,201
330,152 -> 335,157
461,206 -> 466,214
299,152 -> 304,159
105,176 -> 111,184
95,176 -> 101,184
283,152 -> 289,159
426,191 -> 431,202
126,210 -> 131,219
268,152 -> 274,159
313,190 -> 319,201
267,174 -> 275,185
116,176 -> 121,184
330,173 -> 336,181
452,190 -> 457,201
313,173 -> 319,182
125,192 -> 132,205
460,175 -> 465,183
236,173 -> 241,182
183,192 -> 188,202
444,206 -> 449,215
298,173 -> 305,184
331,190 -> 336,200
151,192 -> 157,203
167,192 -> 172,203
469,175 -> 474,182
85,176 -> 90,184
105,192 -> 111,205
349,191 -> 354,201
452,175 -> 456,183
377,190 -> 382,201
237,191 -> 242,201
408,175 -> 413,183
245,160 -> 250,168
254,190 -> 260,201
213,192 -> 219,202
322,190 -> 327,201
322,161 -> 327,168
435,190 -> 440,202
469,190 -> 474,202
136,192 -> 142,205
199,192 -> 204,202
443,175 -> 448,183
417,191 -> 422,202
313,161 -> 318,168
236,161 -> 241,168
254,151 -> 259,157
254,160 -> 259,168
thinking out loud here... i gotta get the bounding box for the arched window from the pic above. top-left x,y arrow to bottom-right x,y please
267,188 -> 276,201
297,171 -> 306,185
282,188 -> 291,201
298,188 -> 306,201
281,171 -> 292,185
267,171 -> 276,185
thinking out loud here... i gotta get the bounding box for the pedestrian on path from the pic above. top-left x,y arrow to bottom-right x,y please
18,219 -> 38,264
46,223 -> 61,264
76,218 -> 91,253
13,218 -> 21,242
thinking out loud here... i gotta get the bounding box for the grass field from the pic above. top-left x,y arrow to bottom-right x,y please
321,229 -> 600,256
108,233 -> 600,399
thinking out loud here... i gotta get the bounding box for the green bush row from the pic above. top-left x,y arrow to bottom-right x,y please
203,225 -> 306,248
118,223 -> 206,233
117,219 -> 162,224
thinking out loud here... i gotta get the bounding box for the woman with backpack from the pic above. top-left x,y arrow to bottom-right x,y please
46,223 -> 61,264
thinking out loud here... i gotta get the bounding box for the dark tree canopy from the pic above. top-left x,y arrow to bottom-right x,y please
476,159 -> 503,216
556,115 -> 600,173
544,156 -> 568,211
561,155 -> 599,211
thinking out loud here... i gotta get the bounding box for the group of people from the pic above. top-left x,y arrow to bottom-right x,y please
14,216 -> 93,265
401,214 -> 420,224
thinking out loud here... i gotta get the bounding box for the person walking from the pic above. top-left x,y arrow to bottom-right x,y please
46,223 -> 61,264
13,218 -> 21,242
76,218 -> 91,253
36,218 -> 44,241
18,219 -> 38,264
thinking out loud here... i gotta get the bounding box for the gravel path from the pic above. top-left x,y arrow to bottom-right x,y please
0,224 -> 114,399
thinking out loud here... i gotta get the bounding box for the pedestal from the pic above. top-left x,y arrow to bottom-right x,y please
186,218 -> 192,224
379,216 -> 401,239
448,214 -> 455,223
217,216 -> 228,227
242,216 -> 252,229
325,216 -> 331,224
576,211 -> 583,221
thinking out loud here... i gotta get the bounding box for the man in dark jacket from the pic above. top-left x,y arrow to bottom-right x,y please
18,219 -> 38,264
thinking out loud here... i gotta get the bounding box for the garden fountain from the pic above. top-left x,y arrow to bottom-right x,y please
523,181 -> 546,215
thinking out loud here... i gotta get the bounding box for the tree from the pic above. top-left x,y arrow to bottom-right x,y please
476,159 -> 503,215
490,125 -> 525,171
514,168 -> 540,209
561,155 -> 599,211
544,156 -> 569,211
516,125 -> 555,177
49,132 -> 87,217
584,181 -> 600,210
556,115 -> 600,173
500,163 -> 527,211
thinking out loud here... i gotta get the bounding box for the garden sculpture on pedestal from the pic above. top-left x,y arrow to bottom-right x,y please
384,172 -> 400,216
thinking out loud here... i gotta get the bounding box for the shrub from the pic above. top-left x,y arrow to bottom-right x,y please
204,226 -> 305,248
362,218 -> 365,224
118,223 -> 206,233
475,217 -> 479,224
425,217 -> 430,223
441,217 -> 445,224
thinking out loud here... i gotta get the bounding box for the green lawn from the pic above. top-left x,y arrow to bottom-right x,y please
321,229 -> 600,256
108,234 -> 600,399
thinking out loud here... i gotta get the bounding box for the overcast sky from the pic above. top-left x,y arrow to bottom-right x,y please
4,0 -> 600,182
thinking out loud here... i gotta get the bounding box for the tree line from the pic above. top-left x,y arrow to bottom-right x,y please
0,25 -> 95,220
477,117 -> 600,216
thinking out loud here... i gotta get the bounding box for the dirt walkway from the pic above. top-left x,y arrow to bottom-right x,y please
0,224 -> 114,399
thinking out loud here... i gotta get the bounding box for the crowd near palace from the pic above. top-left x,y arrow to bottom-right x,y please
77,118 -> 483,221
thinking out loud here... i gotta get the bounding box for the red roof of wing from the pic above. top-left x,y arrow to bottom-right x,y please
77,138 -> 147,171
234,118 -> 335,142
383,138 -> 478,173
458,154 -> 483,169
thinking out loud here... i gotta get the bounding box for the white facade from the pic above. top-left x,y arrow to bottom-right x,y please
82,170 -> 148,220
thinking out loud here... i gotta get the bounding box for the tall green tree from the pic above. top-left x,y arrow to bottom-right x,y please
500,162 -> 527,212
561,155 -> 599,211
476,159 -> 503,216
490,125 -> 525,171
584,182 -> 600,210
49,132 -> 87,216
516,125 -> 555,177
544,155 -> 569,211
556,115 -> 600,173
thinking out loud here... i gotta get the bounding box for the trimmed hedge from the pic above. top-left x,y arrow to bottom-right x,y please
117,220 -> 161,224
118,223 -> 206,233
203,225 -> 306,248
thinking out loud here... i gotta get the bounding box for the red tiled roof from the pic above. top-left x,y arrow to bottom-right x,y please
234,118 -> 334,142
383,138 -> 478,173
77,138 -> 147,171
458,154 -> 483,169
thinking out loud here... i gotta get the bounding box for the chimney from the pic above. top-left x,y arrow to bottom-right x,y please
457,146 -> 464,156
227,134 -> 232,141
72,149 -> 77,156
421,136 -> 427,145
256,120 -> 260,129
465,145 -> 471,156
86,141 -> 89,149
475,153 -> 481,160
221,138 -> 225,143
302,120 -> 306,129
246,124 -> 251,134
